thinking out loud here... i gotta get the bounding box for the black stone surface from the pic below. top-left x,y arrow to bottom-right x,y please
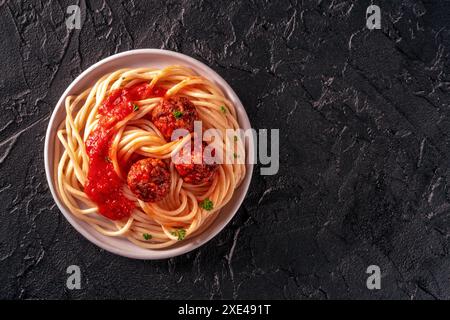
0,0 -> 449,300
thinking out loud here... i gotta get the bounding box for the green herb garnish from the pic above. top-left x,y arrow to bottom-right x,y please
173,110 -> 183,119
143,233 -> 152,240
170,228 -> 186,241
234,135 -> 238,142
133,104 -> 139,112
220,106 -> 227,113
233,153 -> 238,158
200,198 -> 214,211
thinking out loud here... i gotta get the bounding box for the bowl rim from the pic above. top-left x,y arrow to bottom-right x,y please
44,49 -> 254,260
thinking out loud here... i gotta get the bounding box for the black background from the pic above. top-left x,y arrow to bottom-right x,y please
0,0 -> 450,299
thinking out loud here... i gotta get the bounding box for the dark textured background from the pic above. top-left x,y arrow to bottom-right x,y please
0,0 -> 449,300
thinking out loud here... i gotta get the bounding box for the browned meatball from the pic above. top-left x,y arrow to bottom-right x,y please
175,142 -> 218,185
151,96 -> 199,141
127,158 -> 170,202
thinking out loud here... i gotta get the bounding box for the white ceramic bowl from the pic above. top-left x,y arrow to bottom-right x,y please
44,49 -> 254,260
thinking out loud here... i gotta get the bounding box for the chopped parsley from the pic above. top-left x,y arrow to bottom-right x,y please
173,110 -> 183,119
234,135 -> 238,142
220,106 -> 227,113
143,233 -> 152,240
171,228 -> 186,241
133,104 -> 139,112
200,198 -> 214,211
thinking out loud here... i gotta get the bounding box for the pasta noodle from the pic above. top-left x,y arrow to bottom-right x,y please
55,65 -> 246,249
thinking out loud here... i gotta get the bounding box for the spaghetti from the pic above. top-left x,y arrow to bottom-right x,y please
55,65 -> 246,249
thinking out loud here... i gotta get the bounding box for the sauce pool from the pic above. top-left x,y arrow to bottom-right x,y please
85,83 -> 165,220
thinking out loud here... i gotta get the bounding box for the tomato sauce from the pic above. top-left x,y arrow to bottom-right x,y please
85,83 -> 166,220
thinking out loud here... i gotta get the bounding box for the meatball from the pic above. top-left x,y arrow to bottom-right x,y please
127,158 -> 170,202
151,96 -> 198,141
175,142 -> 218,185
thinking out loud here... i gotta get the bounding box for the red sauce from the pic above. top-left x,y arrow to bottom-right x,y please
85,83 -> 166,220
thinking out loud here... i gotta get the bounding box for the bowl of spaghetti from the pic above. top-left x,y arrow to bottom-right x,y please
44,49 -> 254,259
